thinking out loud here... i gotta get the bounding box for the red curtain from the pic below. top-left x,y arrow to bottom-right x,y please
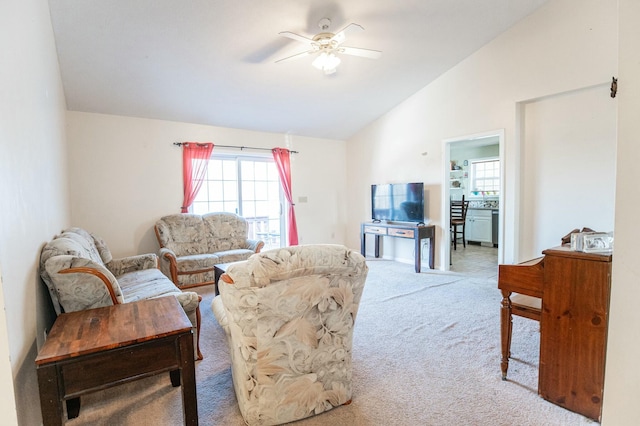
181,142 -> 214,213
272,148 -> 299,245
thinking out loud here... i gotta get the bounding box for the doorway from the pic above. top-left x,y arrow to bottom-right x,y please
442,130 -> 505,273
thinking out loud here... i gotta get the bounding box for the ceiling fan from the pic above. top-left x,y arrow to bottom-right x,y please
275,18 -> 382,75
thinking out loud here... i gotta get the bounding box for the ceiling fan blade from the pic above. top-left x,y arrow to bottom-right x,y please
339,46 -> 382,59
331,23 -> 364,45
279,31 -> 314,45
275,50 -> 313,63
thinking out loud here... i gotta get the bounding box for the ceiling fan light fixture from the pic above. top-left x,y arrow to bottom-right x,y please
312,52 -> 341,72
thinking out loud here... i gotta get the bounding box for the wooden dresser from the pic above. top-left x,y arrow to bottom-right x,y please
538,246 -> 612,421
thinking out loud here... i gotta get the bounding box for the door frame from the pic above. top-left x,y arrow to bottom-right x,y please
441,129 -> 506,270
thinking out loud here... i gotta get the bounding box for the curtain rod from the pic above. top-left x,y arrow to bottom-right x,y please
173,142 -> 298,154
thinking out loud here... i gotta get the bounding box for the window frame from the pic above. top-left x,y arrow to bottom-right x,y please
468,157 -> 500,198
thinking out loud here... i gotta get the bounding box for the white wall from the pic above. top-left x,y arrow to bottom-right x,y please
450,144 -> 499,166
346,0 -> 617,268
0,0 -> 70,424
66,112 -> 348,257
601,0 -> 640,423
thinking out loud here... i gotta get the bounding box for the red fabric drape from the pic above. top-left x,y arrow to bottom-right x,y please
181,142 -> 214,213
272,148 -> 299,246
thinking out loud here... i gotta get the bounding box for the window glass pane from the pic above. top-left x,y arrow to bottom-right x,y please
243,202 -> 256,218
194,182 -> 208,202
254,162 -> 268,180
223,181 -> 238,201
192,201 -> 207,215
268,164 -> 279,180
269,200 -> 280,216
241,161 -> 254,180
222,160 -> 237,180
207,159 -> 223,180
242,181 -> 255,200
255,201 -> 270,217
209,201 -> 224,213
255,182 -> 268,200
207,181 -> 223,201
268,182 -> 280,197
225,201 -> 238,214
470,158 -> 500,195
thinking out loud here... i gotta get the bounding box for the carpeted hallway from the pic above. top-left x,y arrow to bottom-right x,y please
67,258 -> 597,425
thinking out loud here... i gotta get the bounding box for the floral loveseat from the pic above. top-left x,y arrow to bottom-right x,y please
154,212 -> 264,289
211,244 -> 368,426
40,227 -> 202,359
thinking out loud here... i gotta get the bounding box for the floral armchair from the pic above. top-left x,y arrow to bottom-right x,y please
211,244 -> 368,426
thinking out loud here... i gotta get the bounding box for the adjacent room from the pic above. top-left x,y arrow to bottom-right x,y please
2,0 -> 640,425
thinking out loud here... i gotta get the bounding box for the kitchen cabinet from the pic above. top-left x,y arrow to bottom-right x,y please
466,208 -> 492,243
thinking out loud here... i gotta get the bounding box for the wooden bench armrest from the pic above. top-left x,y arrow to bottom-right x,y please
59,267 -> 120,305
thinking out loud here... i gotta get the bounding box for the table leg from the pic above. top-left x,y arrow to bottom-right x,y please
429,236 -> 435,270
415,237 -> 421,273
170,369 -> 181,387
37,364 -> 64,426
178,333 -> 198,425
500,290 -> 513,380
66,397 -> 81,419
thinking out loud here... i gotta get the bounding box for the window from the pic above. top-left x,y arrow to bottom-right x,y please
469,158 -> 500,196
191,155 -> 284,250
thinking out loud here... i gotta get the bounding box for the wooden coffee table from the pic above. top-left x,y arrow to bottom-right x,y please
35,296 -> 198,425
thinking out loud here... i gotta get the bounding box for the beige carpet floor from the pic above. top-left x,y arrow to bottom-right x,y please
67,259 -> 598,426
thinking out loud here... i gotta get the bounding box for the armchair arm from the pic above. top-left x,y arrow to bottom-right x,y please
107,253 -> 158,277
59,267 -> 119,304
44,256 -> 125,313
246,239 -> 265,253
158,247 -> 179,283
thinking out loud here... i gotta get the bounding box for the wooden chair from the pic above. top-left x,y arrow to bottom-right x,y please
497,257 -> 544,379
450,197 -> 469,250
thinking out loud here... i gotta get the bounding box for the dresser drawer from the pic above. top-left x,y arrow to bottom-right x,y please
363,225 -> 387,235
388,228 -> 414,238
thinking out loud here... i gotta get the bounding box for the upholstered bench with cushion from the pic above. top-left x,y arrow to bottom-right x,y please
154,212 -> 264,289
40,227 -> 202,359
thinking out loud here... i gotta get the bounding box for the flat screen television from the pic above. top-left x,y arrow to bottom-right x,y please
371,182 -> 425,223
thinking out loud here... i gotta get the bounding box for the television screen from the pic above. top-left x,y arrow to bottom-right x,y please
371,182 -> 425,223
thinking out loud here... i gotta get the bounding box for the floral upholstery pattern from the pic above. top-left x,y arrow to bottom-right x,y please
155,212 -> 264,288
39,227 -> 202,359
211,244 -> 368,426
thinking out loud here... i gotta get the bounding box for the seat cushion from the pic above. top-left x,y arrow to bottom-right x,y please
119,268 -> 183,302
176,253 -> 220,272
214,249 -> 255,264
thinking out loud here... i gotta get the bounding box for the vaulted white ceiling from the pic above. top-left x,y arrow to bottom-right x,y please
48,0 -> 548,140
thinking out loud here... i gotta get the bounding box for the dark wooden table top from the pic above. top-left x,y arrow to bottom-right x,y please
36,296 -> 192,365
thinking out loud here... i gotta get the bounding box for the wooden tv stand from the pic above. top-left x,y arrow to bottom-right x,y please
360,222 -> 435,272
